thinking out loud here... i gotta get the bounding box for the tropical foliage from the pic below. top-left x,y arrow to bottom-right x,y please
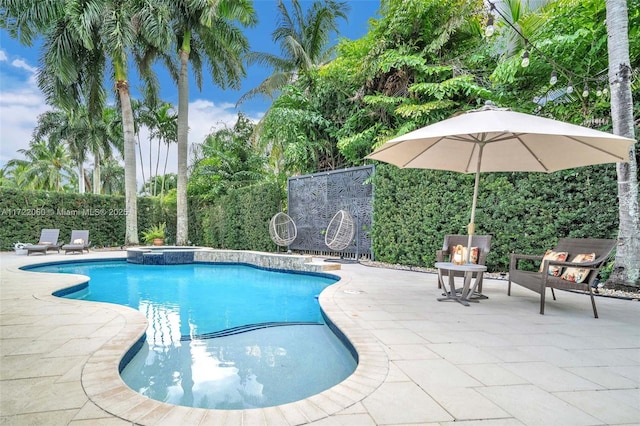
1,0 -> 638,284
188,114 -> 265,200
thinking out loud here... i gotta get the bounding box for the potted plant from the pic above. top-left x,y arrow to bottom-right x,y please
141,223 -> 166,246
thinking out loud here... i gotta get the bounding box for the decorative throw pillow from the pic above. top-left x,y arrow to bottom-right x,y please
561,253 -> 596,283
539,250 -> 568,276
451,245 -> 479,265
73,238 -> 85,244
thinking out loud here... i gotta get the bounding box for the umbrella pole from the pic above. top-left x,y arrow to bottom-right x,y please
467,143 -> 484,263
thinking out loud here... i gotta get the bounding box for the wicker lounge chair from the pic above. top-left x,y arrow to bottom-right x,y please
62,230 -> 90,254
25,229 -> 62,255
436,234 -> 492,292
508,238 -> 616,318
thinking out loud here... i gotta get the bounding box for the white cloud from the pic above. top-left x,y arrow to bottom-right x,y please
0,49 -> 266,191
0,53 -> 49,167
11,59 -> 38,74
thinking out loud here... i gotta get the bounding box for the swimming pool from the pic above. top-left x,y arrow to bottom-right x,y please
29,260 -> 357,409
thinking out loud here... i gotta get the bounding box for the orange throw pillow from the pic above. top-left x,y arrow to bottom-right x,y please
561,253 -> 596,283
451,245 -> 479,265
539,250 -> 568,276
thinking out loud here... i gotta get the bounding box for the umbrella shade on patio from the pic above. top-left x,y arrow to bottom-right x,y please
366,105 -> 635,261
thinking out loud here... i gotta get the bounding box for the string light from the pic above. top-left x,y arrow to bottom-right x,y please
521,50 -> 530,68
485,15 -> 495,37
484,0 -> 607,108
486,1 -> 496,38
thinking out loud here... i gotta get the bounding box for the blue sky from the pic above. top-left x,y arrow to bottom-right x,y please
0,0 -> 380,184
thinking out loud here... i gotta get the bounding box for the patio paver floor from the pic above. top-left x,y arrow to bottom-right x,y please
1,250 -> 638,425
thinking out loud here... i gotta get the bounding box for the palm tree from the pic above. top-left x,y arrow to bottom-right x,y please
138,100 -> 177,196
32,108 -> 93,193
488,0 -> 551,57
237,0 -> 349,104
2,0 -> 173,244
154,103 -> 178,198
130,98 -> 149,188
7,140 -> 76,191
100,158 -> 126,195
92,105 -> 123,194
161,0 -> 257,245
1,162 -> 31,190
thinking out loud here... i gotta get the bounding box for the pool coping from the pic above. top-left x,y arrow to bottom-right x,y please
11,251 -> 388,424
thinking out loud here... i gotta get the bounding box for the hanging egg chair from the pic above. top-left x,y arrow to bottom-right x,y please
269,212 -> 297,247
325,209 -> 355,251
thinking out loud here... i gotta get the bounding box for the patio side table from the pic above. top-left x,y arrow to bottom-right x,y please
435,262 -> 487,306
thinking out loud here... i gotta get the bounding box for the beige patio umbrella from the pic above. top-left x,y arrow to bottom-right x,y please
366,105 -> 635,262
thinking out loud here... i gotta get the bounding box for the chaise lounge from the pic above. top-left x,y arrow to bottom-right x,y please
508,238 -> 617,318
25,229 -> 62,255
62,230 -> 91,254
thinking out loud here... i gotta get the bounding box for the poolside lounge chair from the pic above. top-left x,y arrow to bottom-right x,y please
25,229 -> 62,255
508,238 -> 616,318
62,230 -> 91,254
436,234 -> 492,292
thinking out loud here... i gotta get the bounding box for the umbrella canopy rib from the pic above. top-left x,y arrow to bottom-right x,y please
516,135 -> 550,172
565,135 -> 631,160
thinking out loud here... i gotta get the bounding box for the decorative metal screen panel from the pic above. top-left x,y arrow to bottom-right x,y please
288,165 -> 374,257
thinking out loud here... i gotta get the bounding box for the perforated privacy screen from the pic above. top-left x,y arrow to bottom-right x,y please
287,165 -> 374,257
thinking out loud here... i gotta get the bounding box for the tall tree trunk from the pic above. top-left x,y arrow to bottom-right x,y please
606,0 -> 639,287
137,131 -> 146,189
176,36 -> 190,246
93,149 -> 101,194
155,136 -> 162,196
150,134 -> 154,195
161,141 -> 171,198
118,79 -> 139,245
78,162 -> 85,194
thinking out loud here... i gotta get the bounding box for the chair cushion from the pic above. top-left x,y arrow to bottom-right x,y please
561,253 -> 596,283
39,241 -> 52,245
539,250 -> 568,276
451,245 -> 478,265
73,238 -> 85,244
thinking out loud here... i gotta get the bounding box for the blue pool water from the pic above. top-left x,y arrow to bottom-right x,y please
30,261 -> 357,409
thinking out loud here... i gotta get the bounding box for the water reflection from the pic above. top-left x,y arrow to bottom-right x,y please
123,324 -> 356,409
43,262 -> 355,409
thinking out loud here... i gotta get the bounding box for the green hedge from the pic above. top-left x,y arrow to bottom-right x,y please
0,184 -> 285,251
371,163 -> 619,272
2,166 -> 619,273
201,182 -> 285,251
0,188 -> 163,250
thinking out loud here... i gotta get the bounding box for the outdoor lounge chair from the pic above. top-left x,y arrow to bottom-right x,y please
436,234 -> 492,292
25,229 -> 62,255
62,230 -> 90,254
508,238 -> 617,318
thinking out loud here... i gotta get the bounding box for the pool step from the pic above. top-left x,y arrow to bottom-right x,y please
181,321 -> 323,341
304,261 -> 341,272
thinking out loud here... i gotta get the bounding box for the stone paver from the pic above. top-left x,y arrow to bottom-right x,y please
1,250 -> 639,425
